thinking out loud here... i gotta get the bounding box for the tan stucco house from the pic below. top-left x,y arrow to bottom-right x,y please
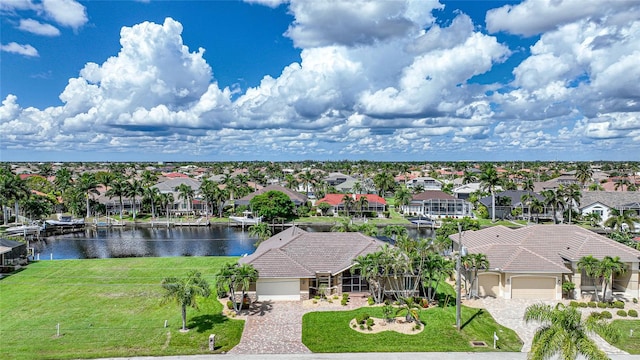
238,226 -> 386,301
451,225 -> 640,301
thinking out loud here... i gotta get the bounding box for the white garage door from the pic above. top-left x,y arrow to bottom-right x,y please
511,276 -> 556,300
256,278 -> 300,301
478,273 -> 500,297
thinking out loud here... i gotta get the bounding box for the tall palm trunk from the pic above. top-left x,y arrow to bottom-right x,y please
181,304 -> 187,331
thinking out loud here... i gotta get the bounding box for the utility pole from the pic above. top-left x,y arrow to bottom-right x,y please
456,222 -> 467,331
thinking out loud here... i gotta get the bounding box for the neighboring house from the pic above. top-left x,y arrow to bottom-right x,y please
401,190 -> 472,219
478,190 -> 549,221
153,177 -> 202,213
239,227 -> 387,301
0,238 -> 28,270
234,184 -> 308,208
404,176 -> 442,191
315,194 -> 387,216
534,173 -> 580,192
579,191 -> 640,226
323,172 -> 361,193
452,182 -> 482,200
450,225 -> 640,300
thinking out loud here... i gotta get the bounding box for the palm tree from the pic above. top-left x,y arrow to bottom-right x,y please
54,167 -> 73,193
341,194 -> 355,217
126,179 -> 144,220
462,253 -> 489,299
373,172 -> 396,197
541,188 -> 565,224
462,170 -> 477,184
562,184 -> 581,225
599,256 -> 625,301
614,177 -> 631,191
161,270 -> 211,332
478,164 -> 500,222
141,170 -> 158,187
76,173 -> 99,219
106,179 -> 128,220
174,183 -> 195,216
353,252 -> 385,304
352,181 -> 363,195
604,208 -> 637,232
331,217 -> 358,232
524,303 -> 618,360
382,225 -> 408,240
0,171 -> 30,224
299,170 -> 315,196
159,192 -> 175,220
249,222 -> 272,247
284,173 -> 298,190
393,185 -> 412,215
356,195 -> 368,218
575,163 -> 593,189
143,186 -> 161,219
584,212 -> 602,227
577,255 -> 601,302
397,297 -> 421,323
214,263 -> 259,314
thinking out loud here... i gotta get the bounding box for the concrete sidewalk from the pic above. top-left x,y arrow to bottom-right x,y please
101,353 -> 640,360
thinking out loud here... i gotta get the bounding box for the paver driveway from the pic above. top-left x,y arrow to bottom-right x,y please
228,296 -> 368,354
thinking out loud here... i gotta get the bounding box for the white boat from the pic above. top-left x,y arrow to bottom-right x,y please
45,214 -> 85,226
229,211 -> 263,225
5,224 -> 43,236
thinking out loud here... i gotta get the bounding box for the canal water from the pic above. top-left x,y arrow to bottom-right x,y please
31,225 -> 435,260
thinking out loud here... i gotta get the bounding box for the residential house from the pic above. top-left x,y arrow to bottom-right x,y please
153,177 -> 202,214
478,190 -> 551,221
450,225 -> 640,300
404,176 -> 442,191
579,191 -> 640,226
238,227 -> 386,300
234,184 -> 308,208
534,173 -> 580,192
315,194 -> 387,216
452,182 -> 482,200
401,190 -> 472,219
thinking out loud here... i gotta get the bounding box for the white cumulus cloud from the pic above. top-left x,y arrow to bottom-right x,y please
18,18 -> 60,36
1,42 -> 38,57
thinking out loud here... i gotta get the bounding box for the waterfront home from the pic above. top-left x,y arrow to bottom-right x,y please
401,190 -> 472,219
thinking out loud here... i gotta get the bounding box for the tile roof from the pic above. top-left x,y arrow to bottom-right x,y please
579,191 -> 640,209
239,227 -> 386,278
316,194 -> 386,206
235,184 -> 308,206
451,225 -> 640,274
411,190 -> 456,201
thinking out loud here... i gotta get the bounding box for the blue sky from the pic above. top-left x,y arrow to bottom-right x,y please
1,0 -> 639,162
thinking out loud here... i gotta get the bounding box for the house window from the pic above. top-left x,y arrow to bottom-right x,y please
341,269 -> 369,293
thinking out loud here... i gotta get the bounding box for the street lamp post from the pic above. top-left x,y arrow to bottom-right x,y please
456,223 -> 467,331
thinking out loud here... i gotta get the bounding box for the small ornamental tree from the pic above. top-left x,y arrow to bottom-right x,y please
161,270 -> 211,332
215,262 -> 259,314
249,190 -> 295,221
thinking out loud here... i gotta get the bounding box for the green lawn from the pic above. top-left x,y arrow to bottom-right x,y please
302,305 -> 522,353
0,257 -> 243,360
601,320 -> 640,354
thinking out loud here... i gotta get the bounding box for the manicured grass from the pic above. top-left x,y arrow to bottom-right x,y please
600,320 -> 640,354
302,305 -> 522,353
476,219 -> 527,227
0,257 -> 243,360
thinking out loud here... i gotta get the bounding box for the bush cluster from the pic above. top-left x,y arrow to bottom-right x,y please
600,311 -> 613,319
616,310 -> 627,317
341,293 -> 349,306
367,296 -> 375,306
355,313 -> 370,325
628,309 -> 638,317
226,300 -> 234,310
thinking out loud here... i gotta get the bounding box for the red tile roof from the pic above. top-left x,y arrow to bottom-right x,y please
316,194 -> 386,206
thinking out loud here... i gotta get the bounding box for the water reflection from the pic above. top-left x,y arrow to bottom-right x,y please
32,225 -> 434,260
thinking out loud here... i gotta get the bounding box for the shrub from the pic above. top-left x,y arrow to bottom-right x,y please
359,324 -> 365,330
414,323 -> 422,331
328,299 -> 333,303
314,295 -> 321,300
352,323 -> 356,328
367,296 -> 375,306
312,299 -> 318,304
569,301 -> 579,307
226,300 -> 234,310
341,299 -> 348,306
579,302 -> 588,308
382,304 -> 394,322
588,302 -> 597,308
333,295 -> 339,300
613,301 -> 624,309
606,302 -> 615,308
634,298 -> 638,304
628,309 -> 638,317
616,310 -> 627,317
366,318 -> 375,327
589,312 -> 603,320
342,293 -> 349,300
597,302 -> 607,308
216,288 -> 228,298
355,313 -> 370,325
601,311 -> 612,319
